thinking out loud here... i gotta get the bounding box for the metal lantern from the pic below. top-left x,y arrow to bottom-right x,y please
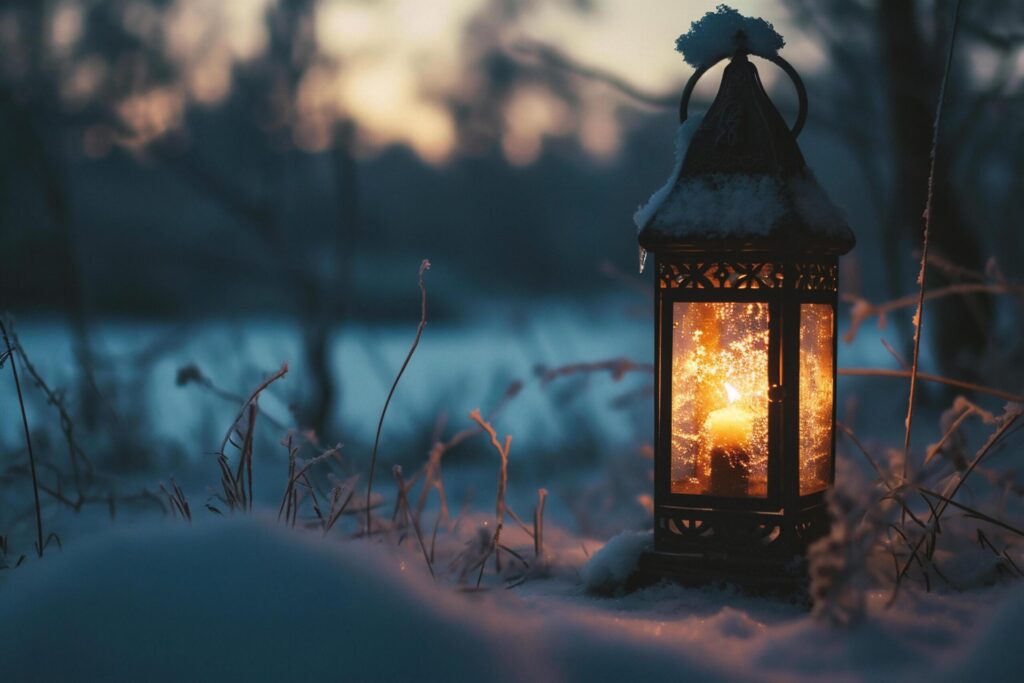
637,47 -> 855,587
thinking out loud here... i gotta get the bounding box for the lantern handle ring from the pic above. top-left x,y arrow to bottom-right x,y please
678,53 -> 807,138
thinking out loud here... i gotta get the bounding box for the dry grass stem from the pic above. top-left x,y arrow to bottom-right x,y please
923,399 -> 992,465
896,407 -> 1021,586
7,322 -> 93,493
537,358 -> 653,384
239,404 -> 257,512
918,488 -> 1024,538
323,477 -> 357,535
901,0 -> 963,489
178,363 -> 292,434
217,363 -> 288,456
1,318 -> 45,557
413,380 -> 523,524
366,259 -> 431,536
842,282 -> 1022,343
838,423 -> 927,530
160,478 -> 192,522
837,368 -> 1024,404
392,465 -> 435,578
534,488 -> 548,558
278,439 -> 342,527
469,408 -> 511,576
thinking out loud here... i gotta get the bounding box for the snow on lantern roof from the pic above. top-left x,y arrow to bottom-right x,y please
636,10 -> 854,256
638,170 -> 852,252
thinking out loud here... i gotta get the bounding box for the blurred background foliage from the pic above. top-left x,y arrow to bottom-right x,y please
1,0 -> 1022,437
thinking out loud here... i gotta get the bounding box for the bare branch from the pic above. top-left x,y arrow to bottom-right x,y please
511,40 -> 678,109
837,368 -> 1024,404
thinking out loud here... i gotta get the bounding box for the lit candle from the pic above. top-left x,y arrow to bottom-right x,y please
704,382 -> 752,497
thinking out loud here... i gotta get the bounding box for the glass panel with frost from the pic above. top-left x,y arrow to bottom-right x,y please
799,303 -> 834,495
670,301 -> 770,498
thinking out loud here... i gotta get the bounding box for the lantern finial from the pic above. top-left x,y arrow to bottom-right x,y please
675,5 -> 785,69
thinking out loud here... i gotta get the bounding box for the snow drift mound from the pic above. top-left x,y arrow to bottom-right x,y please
0,519 -> 726,682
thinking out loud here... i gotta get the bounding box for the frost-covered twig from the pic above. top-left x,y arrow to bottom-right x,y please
412,379 -> 522,522
239,404 -> 257,512
212,402 -> 260,514
178,363 -> 292,435
366,260 -> 430,536
536,358 -> 653,384
469,408 -> 511,576
918,488 -> 1024,538
837,423 -> 927,531
278,438 -> 343,527
841,282 -> 1022,344
534,488 -> 548,559
392,465 -> 434,579
160,478 -> 191,523
902,0 -> 963,489
322,477 -> 356,536
928,253 -> 1007,284
0,317 -> 44,558
837,422 -> 894,489
216,363 -> 289,456
7,323 -> 93,489
837,368 -> 1024,404
896,406 -> 1022,588
923,397 -> 995,465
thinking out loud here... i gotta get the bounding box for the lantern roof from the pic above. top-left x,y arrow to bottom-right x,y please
636,52 -> 855,255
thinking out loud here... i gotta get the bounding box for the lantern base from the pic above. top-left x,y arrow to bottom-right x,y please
637,549 -> 811,602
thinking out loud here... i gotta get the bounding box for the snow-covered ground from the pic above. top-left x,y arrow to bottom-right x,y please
3,4 -> 1020,678
1,516 -> 1021,682
2,300 -> 1016,682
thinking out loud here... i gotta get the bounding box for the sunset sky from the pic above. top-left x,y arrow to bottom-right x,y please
29,0 -> 839,165
300,0 -> 827,162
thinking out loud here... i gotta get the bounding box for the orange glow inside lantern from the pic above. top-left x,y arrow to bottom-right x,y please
798,303 -> 834,495
669,300 -> 835,499
670,301 -> 769,497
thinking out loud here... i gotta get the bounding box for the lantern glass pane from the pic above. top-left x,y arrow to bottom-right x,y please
799,303 -> 834,494
670,301 -> 769,498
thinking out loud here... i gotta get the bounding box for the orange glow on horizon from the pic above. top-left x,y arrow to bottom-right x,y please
43,0 -> 831,164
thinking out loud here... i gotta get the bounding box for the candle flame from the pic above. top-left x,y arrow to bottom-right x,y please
724,382 -> 740,404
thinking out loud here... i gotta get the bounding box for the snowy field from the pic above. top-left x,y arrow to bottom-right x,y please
2,516 -> 1023,682
0,296 -> 917,459
3,299 -> 1021,681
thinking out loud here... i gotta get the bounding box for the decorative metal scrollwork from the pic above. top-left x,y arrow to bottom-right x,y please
658,261 -> 781,289
793,262 -> 838,291
660,512 -> 783,550
659,261 -> 837,291
655,506 -> 831,557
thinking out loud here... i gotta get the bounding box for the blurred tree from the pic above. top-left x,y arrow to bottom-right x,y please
0,0 -> 606,441
787,0 -> 1024,382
